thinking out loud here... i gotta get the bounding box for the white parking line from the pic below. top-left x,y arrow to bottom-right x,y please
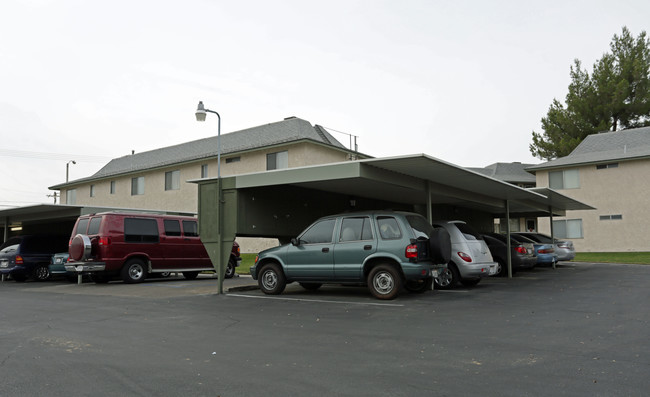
227,293 -> 405,307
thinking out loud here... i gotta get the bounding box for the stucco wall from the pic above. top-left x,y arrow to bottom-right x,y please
535,159 -> 650,252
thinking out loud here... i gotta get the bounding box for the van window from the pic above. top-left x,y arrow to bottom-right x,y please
76,218 -> 90,234
124,218 -> 159,243
88,217 -> 102,235
182,220 -> 199,237
164,220 -> 182,236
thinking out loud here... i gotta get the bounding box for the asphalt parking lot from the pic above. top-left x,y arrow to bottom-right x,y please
1,263 -> 649,396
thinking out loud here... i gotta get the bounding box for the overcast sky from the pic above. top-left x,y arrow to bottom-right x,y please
1,0 -> 649,208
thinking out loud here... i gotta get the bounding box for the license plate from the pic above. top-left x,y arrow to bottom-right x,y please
488,265 -> 497,275
0,261 -> 8,268
55,258 -> 63,264
431,269 -> 438,278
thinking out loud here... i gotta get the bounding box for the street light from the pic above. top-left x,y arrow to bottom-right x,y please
195,101 -> 225,294
66,160 -> 76,182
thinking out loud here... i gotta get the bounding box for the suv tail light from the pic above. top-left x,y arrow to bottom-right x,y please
98,237 -> 111,246
457,252 -> 472,262
405,244 -> 418,259
515,246 -> 527,254
15,255 -> 23,264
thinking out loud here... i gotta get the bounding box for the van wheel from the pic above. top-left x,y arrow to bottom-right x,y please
258,263 -> 286,295
183,271 -> 199,280
225,258 -> 236,279
122,259 -> 147,284
368,264 -> 402,300
32,264 -> 51,281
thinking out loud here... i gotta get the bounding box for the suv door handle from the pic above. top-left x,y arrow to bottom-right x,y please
322,248 -> 329,253
364,245 -> 372,250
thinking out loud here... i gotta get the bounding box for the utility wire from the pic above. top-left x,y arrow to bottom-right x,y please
0,149 -> 111,163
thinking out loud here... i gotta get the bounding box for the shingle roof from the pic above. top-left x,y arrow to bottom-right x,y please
527,126 -> 650,171
467,162 -> 537,184
51,117 -> 350,188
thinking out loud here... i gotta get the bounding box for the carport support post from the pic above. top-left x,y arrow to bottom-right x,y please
505,200 -> 512,278
549,206 -> 556,270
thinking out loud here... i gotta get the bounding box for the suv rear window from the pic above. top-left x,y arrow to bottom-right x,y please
377,216 -> 402,240
339,217 -> 373,242
182,220 -> 199,237
124,218 -> 159,243
164,220 -> 182,236
75,218 -> 90,234
406,215 -> 435,239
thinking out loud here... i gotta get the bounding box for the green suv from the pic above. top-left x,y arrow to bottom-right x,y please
251,211 -> 450,300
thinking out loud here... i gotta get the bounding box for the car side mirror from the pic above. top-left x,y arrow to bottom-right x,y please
291,238 -> 300,246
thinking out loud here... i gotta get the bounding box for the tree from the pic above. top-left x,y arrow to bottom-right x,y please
530,27 -> 650,160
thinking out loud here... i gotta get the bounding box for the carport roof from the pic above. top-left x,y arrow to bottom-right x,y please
194,154 -> 594,217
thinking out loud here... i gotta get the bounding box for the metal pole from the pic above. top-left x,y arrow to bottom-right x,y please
505,200 -> 512,278
549,206 -> 556,270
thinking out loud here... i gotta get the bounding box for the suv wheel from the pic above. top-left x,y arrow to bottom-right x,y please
259,263 -> 286,295
368,264 -> 402,300
121,259 -> 147,284
32,264 -> 51,281
225,258 -> 236,279
435,263 -> 459,289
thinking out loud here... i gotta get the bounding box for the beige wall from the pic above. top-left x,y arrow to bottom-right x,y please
535,159 -> 650,252
59,142 -> 354,252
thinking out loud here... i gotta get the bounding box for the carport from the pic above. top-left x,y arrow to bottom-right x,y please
191,154 -> 594,293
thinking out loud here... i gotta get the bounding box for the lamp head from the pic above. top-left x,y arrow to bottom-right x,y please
195,101 -> 207,122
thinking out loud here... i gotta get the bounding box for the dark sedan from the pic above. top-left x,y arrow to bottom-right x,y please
482,233 -> 537,276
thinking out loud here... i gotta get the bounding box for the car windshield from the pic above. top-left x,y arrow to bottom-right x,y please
405,215 -> 434,239
0,243 -> 19,254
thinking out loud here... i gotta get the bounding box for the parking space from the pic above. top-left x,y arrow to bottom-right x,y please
1,262 -> 649,396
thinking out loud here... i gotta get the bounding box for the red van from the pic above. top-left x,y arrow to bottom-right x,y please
65,212 -> 240,284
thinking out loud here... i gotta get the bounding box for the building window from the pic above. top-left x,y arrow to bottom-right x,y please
596,163 -> 618,170
201,164 -> 208,178
549,169 -> 579,189
90,185 -> 95,197
266,151 -> 288,170
226,156 -> 241,164
165,170 -> 180,191
600,214 -> 623,220
553,219 -> 583,238
131,177 -> 144,196
66,189 -> 77,204
110,181 -> 116,194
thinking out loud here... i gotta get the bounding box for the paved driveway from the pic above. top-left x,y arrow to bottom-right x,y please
1,263 -> 649,396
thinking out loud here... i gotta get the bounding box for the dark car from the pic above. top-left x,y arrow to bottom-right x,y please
0,235 -> 69,282
251,210 -> 451,300
482,233 -> 537,276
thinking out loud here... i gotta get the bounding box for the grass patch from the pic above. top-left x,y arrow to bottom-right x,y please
236,253 -> 257,275
574,252 -> 650,265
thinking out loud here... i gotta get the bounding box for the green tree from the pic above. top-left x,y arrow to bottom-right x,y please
530,27 -> 650,160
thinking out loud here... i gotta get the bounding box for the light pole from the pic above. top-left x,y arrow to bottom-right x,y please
195,101 -> 225,293
66,160 -> 76,182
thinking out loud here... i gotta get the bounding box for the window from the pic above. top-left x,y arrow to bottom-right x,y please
201,164 -> 208,178
300,219 -> 336,244
340,217 -> 373,242
66,189 -> 77,204
165,170 -> 180,191
164,220 -> 182,236
549,169 -> 579,189
600,214 -> 623,221
182,220 -> 199,237
124,218 -> 159,243
266,151 -> 288,170
226,156 -> 240,164
596,163 -> 618,170
553,219 -> 583,239
377,216 -> 402,240
131,177 -> 144,196
110,181 -> 116,194
90,185 -> 95,197
88,217 -> 102,235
